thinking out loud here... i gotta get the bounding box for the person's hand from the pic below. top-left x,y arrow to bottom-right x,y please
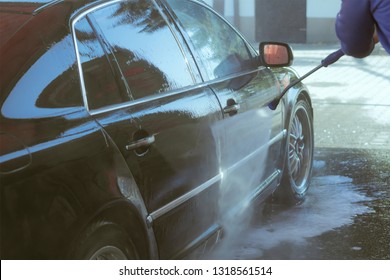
373,26 -> 379,44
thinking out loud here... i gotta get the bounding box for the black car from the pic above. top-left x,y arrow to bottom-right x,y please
0,0 -> 314,259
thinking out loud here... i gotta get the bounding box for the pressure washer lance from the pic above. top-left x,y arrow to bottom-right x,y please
268,49 -> 345,110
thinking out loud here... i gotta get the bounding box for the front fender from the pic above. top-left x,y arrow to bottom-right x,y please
270,66 -> 312,128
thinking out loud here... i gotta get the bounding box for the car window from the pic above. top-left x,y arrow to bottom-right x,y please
88,0 -> 194,101
74,17 -> 128,110
1,35 -> 83,119
167,0 -> 255,80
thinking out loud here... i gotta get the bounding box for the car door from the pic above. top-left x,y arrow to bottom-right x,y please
165,0 -> 284,216
73,0 -> 223,259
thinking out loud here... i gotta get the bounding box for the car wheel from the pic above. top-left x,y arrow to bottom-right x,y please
71,221 -> 139,260
278,99 -> 314,204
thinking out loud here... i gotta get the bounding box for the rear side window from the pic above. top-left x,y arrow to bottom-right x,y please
1,35 -> 83,119
85,0 -> 194,104
167,0 -> 255,80
75,17 -> 128,110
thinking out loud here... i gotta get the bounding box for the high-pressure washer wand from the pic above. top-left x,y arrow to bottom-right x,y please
268,49 -> 345,110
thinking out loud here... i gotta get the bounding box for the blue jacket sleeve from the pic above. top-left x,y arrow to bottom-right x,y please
336,0 -> 376,58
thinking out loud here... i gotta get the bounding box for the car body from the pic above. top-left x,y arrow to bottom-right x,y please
0,0 -> 314,259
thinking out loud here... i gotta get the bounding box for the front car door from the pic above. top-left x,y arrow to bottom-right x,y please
165,0 -> 285,218
73,0 -> 223,259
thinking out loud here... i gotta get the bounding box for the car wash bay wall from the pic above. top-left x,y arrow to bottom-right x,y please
306,0 -> 340,43
205,0 -> 340,44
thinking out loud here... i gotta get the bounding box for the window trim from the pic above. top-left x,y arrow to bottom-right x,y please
152,0 -> 200,84
86,13 -> 134,104
161,0 -> 259,82
71,0 -> 199,113
71,0 -> 123,112
88,67 -> 261,116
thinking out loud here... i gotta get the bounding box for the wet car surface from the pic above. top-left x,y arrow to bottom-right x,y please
2,0 -> 388,260
203,46 -> 390,260
1,0 -> 314,259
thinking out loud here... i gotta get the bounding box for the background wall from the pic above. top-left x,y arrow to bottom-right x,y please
204,0 -> 341,44
306,0 -> 340,43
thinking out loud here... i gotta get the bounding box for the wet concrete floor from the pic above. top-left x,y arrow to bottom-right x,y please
205,147 -> 389,260
257,148 -> 389,260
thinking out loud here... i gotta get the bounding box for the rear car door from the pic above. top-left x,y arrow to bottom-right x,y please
165,0 -> 284,214
73,0 -> 223,259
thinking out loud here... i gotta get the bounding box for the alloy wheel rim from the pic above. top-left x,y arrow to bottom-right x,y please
89,246 -> 127,260
288,107 -> 311,191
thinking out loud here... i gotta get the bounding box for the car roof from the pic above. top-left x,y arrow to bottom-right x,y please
0,0 -> 207,101
0,1 -> 73,47
0,0 -> 63,15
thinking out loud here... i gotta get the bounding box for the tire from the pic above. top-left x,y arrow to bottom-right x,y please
277,99 -> 314,204
70,221 -> 139,260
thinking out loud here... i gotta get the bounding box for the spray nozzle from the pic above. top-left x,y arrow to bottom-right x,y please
321,49 -> 344,67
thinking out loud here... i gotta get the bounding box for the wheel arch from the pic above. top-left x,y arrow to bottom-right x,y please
278,85 -> 313,184
83,128 -> 159,259
275,88 -> 314,204
297,90 -> 313,118
72,199 -> 156,259
283,86 -> 312,129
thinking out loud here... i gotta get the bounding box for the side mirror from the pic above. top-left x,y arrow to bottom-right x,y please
259,42 -> 293,67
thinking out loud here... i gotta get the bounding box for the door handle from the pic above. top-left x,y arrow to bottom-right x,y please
126,135 -> 155,151
223,104 -> 240,116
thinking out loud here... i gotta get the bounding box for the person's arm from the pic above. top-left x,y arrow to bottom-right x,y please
335,0 -> 376,58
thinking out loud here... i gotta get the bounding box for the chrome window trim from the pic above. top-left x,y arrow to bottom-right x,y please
88,66 -> 264,116
71,0 -> 125,112
32,0 -> 64,15
71,0 -> 266,115
187,0 -> 258,56
165,0 -> 259,81
151,0 -> 198,84
71,0 -> 267,114
71,0 -> 200,113
89,84 -> 203,116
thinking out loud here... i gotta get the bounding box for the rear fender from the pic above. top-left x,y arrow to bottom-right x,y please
78,130 -> 159,259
